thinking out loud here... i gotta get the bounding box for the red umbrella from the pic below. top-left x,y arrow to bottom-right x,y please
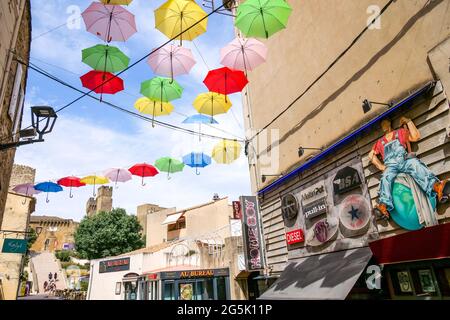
129,163 -> 159,186
57,176 -> 86,198
203,67 -> 248,101
80,70 -> 124,101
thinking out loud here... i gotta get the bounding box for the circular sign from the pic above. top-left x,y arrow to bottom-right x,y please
281,193 -> 299,221
391,181 -> 436,231
339,194 -> 371,236
306,217 -> 338,246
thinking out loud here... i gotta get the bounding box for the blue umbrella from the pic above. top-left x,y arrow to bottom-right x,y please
183,152 -> 212,175
34,182 -> 63,203
183,115 -> 219,141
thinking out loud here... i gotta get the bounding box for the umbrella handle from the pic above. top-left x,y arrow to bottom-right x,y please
46,193 -> 50,203
93,184 -> 96,197
196,168 -> 201,175
141,170 -> 146,186
22,198 -> 27,205
69,187 -> 74,199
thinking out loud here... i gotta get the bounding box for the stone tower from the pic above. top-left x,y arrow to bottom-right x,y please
85,186 -> 113,217
9,164 -> 36,188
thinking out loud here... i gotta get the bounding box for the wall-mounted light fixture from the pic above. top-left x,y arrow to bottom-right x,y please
362,99 -> 394,114
298,146 -> 323,157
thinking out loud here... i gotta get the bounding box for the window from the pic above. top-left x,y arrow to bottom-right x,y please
216,277 -> 227,300
163,281 -> 175,300
115,282 -> 121,295
44,239 -> 50,251
168,217 -> 186,231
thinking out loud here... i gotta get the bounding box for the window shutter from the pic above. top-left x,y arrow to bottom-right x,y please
8,64 -> 23,122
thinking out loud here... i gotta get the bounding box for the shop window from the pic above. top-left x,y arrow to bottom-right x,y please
216,277 -> 227,300
163,282 -> 175,300
124,282 -> 138,300
391,270 -> 414,296
434,268 -> 450,297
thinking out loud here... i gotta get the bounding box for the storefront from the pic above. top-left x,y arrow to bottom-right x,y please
140,268 -> 231,300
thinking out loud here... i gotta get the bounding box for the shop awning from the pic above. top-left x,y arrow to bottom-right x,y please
122,273 -> 139,282
369,223 -> 450,265
259,247 -> 372,300
161,212 -> 184,225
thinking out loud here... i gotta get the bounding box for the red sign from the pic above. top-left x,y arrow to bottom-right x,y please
286,229 -> 305,245
232,201 -> 242,219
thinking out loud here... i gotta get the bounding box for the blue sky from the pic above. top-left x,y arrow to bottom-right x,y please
15,0 -> 251,221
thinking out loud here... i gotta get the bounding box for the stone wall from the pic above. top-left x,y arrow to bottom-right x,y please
8,164 -> 36,188
29,217 -> 79,253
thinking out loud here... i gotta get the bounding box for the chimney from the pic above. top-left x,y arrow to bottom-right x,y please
213,193 -> 220,201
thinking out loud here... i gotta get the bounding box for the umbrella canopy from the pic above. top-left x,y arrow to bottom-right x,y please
193,92 -> 232,121
134,97 -> 174,127
82,44 -> 130,73
104,168 -> 132,188
183,114 -> 218,142
12,183 -> 42,196
80,71 -> 124,95
148,44 -> 196,80
155,0 -> 208,45
100,0 -> 133,5
129,163 -> 159,186
235,0 -> 293,39
80,175 -> 110,196
82,2 -> 137,42
220,38 -> 268,73
183,152 -> 211,175
212,139 -> 242,164
155,157 -> 185,179
203,67 -> 248,99
140,77 -> 183,103
57,176 -> 86,198
34,182 -> 63,203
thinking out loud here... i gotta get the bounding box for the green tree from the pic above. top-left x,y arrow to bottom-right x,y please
74,208 -> 145,260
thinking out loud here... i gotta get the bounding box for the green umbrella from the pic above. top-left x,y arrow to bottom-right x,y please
235,0 -> 293,39
140,77 -> 183,111
155,157 -> 185,180
82,44 -> 130,73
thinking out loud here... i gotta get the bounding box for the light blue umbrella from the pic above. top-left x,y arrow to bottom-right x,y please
183,114 -> 219,141
183,152 -> 211,175
34,182 -> 63,203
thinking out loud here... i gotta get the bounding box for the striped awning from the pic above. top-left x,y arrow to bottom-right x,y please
161,212 -> 184,225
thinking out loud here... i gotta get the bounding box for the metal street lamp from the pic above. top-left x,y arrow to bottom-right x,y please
0,106 -> 57,151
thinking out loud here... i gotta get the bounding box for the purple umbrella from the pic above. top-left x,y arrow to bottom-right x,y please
104,168 -> 132,188
220,37 -> 268,75
12,183 -> 42,204
147,44 -> 196,82
82,2 -> 137,43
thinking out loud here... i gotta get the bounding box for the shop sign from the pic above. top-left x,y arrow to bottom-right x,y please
232,201 -> 242,219
285,229 -> 304,245
301,181 -> 327,219
333,166 -> 362,195
99,257 -> 130,273
2,238 -> 28,254
339,194 -> 371,235
240,196 -> 264,271
281,193 -> 299,221
306,218 -> 339,246
160,268 -> 230,280
145,273 -> 158,280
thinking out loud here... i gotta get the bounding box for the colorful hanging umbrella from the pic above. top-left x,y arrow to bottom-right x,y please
129,163 -> 159,186
140,77 -> 183,112
148,44 -> 196,81
100,0 -> 133,5
134,97 -> 174,127
235,0 -> 293,39
155,157 -> 185,180
220,38 -> 268,74
183,152 -> 211,175
34,182 -> 63,203
193,92 -> 232,122
80,175 -> 110,197
212,139 -> 242,164
57,176 -> 86,198
183,114 -> 218,142
155,0 -> 208,45
80,71 -> 124,101
82,2 -> 137,42
203,67 -> 248,101
104,168 -> 132,188
82,44 -> 130,73
12,183 -> 42,205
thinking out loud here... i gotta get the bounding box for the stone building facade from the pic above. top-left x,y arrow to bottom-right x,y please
86,186 -> 113,217
136,203 -> 166,240
0,0 -> 32,228
29,216 -> 79,253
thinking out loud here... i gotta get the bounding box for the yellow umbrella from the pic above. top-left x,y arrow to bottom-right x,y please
134,97 -> 174,127
155,0 -> 208,45
80,175 -> 110,196
193,92 -> 232,122
212,139 -> 241,164
100,0 -> 133,5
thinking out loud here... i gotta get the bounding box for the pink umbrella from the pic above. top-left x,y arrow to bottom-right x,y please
82,2 -> 137,42
147,45 -> 196,81
220,38 -> 268,74
12,183 -> 41,204
104,168 -> 132,188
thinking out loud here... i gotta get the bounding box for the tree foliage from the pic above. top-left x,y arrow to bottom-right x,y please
74,208 -> 145,260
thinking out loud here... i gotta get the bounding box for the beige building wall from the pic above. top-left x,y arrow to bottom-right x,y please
0,192 -> 35,300
137,204 -> 166,240
146,207 -> 176,247
0,0 -> 31,226
243,0 -> 450,191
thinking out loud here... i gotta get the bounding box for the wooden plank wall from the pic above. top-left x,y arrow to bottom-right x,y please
259,82 -> 450,274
